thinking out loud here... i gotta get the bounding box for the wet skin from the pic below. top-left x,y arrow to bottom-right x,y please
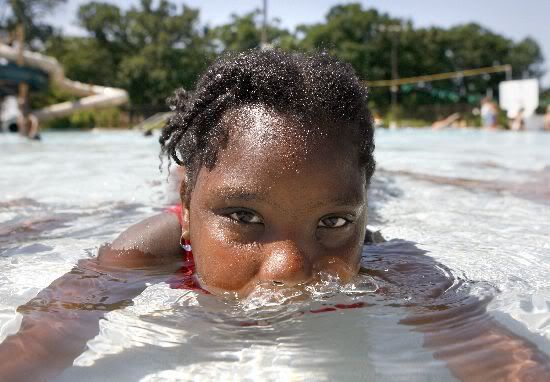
180,106 -> 368,296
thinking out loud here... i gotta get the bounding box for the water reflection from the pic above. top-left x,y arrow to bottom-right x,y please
2,131 -> 550,380
15,240 -> 536,380
1,204 -> 549,381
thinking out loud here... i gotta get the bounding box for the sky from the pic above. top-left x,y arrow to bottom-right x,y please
43,0 -> 550,87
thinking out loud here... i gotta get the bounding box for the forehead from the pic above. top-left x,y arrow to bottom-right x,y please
191,105 -> 365,201
219,104 -> 358,164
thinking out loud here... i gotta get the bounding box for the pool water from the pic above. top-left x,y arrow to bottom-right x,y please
1,129 -> 549,381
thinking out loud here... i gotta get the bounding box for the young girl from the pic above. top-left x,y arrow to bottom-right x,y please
1,50 -> 549,381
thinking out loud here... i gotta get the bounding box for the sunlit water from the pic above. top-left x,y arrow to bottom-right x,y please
1,129 -> 549,381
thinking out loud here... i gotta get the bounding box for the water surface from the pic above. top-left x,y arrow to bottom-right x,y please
1,129 -> 549,381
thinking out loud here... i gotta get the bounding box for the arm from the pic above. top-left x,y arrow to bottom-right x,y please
398,265 -> 550,380
402,298 -> 550,381
364,240 -> 550,381
0,212 -> 182,382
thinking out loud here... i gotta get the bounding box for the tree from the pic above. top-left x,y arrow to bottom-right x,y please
0,0 -> 66,48
117,0 -> 212,105
296,4 -> 408,111
37,1 -> 545,120
506,37 -> 544,79
295,3 -> 544,115
208,10 -> 294,52
45,36 -> 118,86
48,0 -> 213,106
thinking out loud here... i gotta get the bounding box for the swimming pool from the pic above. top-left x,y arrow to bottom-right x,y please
1,129 -> 549,380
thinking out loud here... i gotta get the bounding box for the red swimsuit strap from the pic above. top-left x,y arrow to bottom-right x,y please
165,204 -> 183,226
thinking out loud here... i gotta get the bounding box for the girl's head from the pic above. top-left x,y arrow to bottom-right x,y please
160,49 -> 375,297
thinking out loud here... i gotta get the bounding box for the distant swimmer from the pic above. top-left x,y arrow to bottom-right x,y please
510,107 -> 525,131
28,113 -> 41,140
17,108 -> 41,140
432,112 -> 461,130
480,97 -> 498,129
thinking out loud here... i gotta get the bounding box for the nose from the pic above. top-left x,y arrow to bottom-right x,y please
259,240 -> 313,286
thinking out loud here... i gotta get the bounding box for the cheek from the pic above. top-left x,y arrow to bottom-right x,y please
190,214 -> 261,291
317,219 -> 366,279
320,209 -> 367,248
317,245 -> 362,283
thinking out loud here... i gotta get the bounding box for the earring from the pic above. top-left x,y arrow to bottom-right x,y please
180,236 -> 192,252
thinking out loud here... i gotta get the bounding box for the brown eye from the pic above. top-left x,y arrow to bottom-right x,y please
318,217 -> 349,228
229,210 -> 263,224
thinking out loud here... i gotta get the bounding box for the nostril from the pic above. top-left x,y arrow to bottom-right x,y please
272,280 -> 284,286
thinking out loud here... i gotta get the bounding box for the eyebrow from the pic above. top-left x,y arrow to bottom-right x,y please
213,187 -> 267,202
219,188 -> 363,208
305,195 -> 365,209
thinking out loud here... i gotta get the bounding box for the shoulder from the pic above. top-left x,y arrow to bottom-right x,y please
98,212 -> 182,268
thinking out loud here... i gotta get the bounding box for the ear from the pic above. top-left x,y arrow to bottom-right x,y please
179,167 -> 191,241
181,205 -> 190,241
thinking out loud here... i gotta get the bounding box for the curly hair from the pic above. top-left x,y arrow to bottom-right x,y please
160,49 -> 375,199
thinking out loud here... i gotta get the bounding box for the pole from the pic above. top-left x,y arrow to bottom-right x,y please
16,23 -> 29,136
390,31 -> 398,114
505,64 -> 512,81
261,0 -> 268,48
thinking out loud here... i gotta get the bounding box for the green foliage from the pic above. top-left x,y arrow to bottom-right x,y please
541,89 -> 550,108
14,0 -> 545,123
0,0 -> 66,48
29,83 -> 77,109
293,4 -> 543,114
208,10 -> 292,52
43,107 -> 122,129
297,5 -> 395,79
44,0 -> 213,106
389,118 -> 431,128
45,36 -> 117,86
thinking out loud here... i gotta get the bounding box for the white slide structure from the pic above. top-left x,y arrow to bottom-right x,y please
0,42 -> 128,121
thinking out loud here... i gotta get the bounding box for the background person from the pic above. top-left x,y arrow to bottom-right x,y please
480,97 -> 498,129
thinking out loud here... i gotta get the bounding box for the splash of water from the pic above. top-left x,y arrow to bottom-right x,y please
227,272 -> 378,323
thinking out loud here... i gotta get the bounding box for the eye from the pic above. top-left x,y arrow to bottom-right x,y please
318,216 -> 350,228
228,210 -> 263,224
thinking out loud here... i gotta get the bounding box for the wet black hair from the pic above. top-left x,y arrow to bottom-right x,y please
160,49 -> 375,199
